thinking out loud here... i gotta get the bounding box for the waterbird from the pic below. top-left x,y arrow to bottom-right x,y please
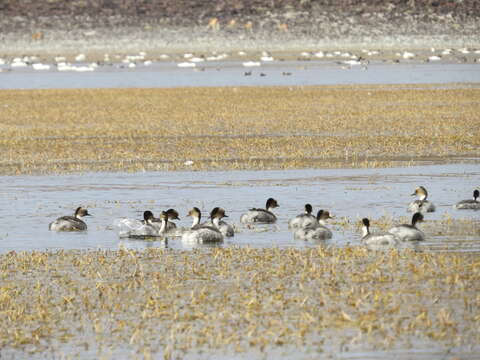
115,210 -> 167,238
49,207 -> 91,231
361,218 -> 399,248
202,207 -> 234,237
408,186 -> 436,213
388,213 -> 425,241
293,210 -> 333,241
240,198 -> 279,224
454,189 -> 480,210
182,207 -> 224,243
288,204 -> 315,229
152,208 -> 180,232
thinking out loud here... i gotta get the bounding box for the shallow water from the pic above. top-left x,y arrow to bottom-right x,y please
0,163 -> 478,253
1,62 -> 480,89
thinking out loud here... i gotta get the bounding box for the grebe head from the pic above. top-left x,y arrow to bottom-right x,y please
411,212 -> 424,226
412,186 -> 428,200
160,211 -> 168,221
473,189 -> 479,201
75,207 -> 91,218
187,207 -> 202,227
266,198 -> 279,210
316,209 -> 324,220
166,208 -> 180,220
304,204 -> 313,214
210,207 -> 228,219
361,218 -> 370,237
187,207 -> 201,219
318,210 -> 332,221
143,210 -> 155,223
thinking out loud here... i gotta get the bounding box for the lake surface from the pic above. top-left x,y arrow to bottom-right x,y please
1,163 -> 478,253
1,61 -> 479,89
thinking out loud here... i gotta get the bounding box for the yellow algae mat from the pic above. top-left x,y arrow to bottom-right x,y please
0,248 -> 478,357
0,85 -> 479,175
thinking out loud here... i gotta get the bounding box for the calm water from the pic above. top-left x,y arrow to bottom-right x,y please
0,163 -> 478,253
1,62 -> 479,89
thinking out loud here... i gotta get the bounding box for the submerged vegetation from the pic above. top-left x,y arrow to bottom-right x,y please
0,84 -> 479,175
0,247 -> 479,358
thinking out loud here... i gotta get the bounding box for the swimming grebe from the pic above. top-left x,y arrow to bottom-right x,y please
182,207 -> 224,243
293,210 -> 333,241
388,212 -> 425,241
49,206 -> 91,231
117,210 -> 168,238
152,208 -> 179,231
454,190 -> 480,210
240,198 -> 279,224
408,186 -> 436,213
288,204 -> 316,229
361,218 -> 399,248
144,210 -> 168,236
203,207 -> 234,237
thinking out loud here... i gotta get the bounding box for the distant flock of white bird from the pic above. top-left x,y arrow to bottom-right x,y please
1,47 -> 479,73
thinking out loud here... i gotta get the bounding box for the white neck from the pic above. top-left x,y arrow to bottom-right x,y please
191,215 -> 200,228
318,219 -> 326,226
212,217 -> 220,228
159,218 -> 167,233
361,225 -> 369,238
267,206 -> 274,212
419,193 -> 427,201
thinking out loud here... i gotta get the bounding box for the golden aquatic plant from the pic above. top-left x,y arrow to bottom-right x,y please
0,247 -> 478,357
0,84 -> 478,174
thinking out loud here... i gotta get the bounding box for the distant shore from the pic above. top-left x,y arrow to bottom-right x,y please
1,0 -> 479,57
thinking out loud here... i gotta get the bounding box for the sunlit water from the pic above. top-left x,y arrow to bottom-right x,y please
1,62 -> 480,89
0,163 -> 478,253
